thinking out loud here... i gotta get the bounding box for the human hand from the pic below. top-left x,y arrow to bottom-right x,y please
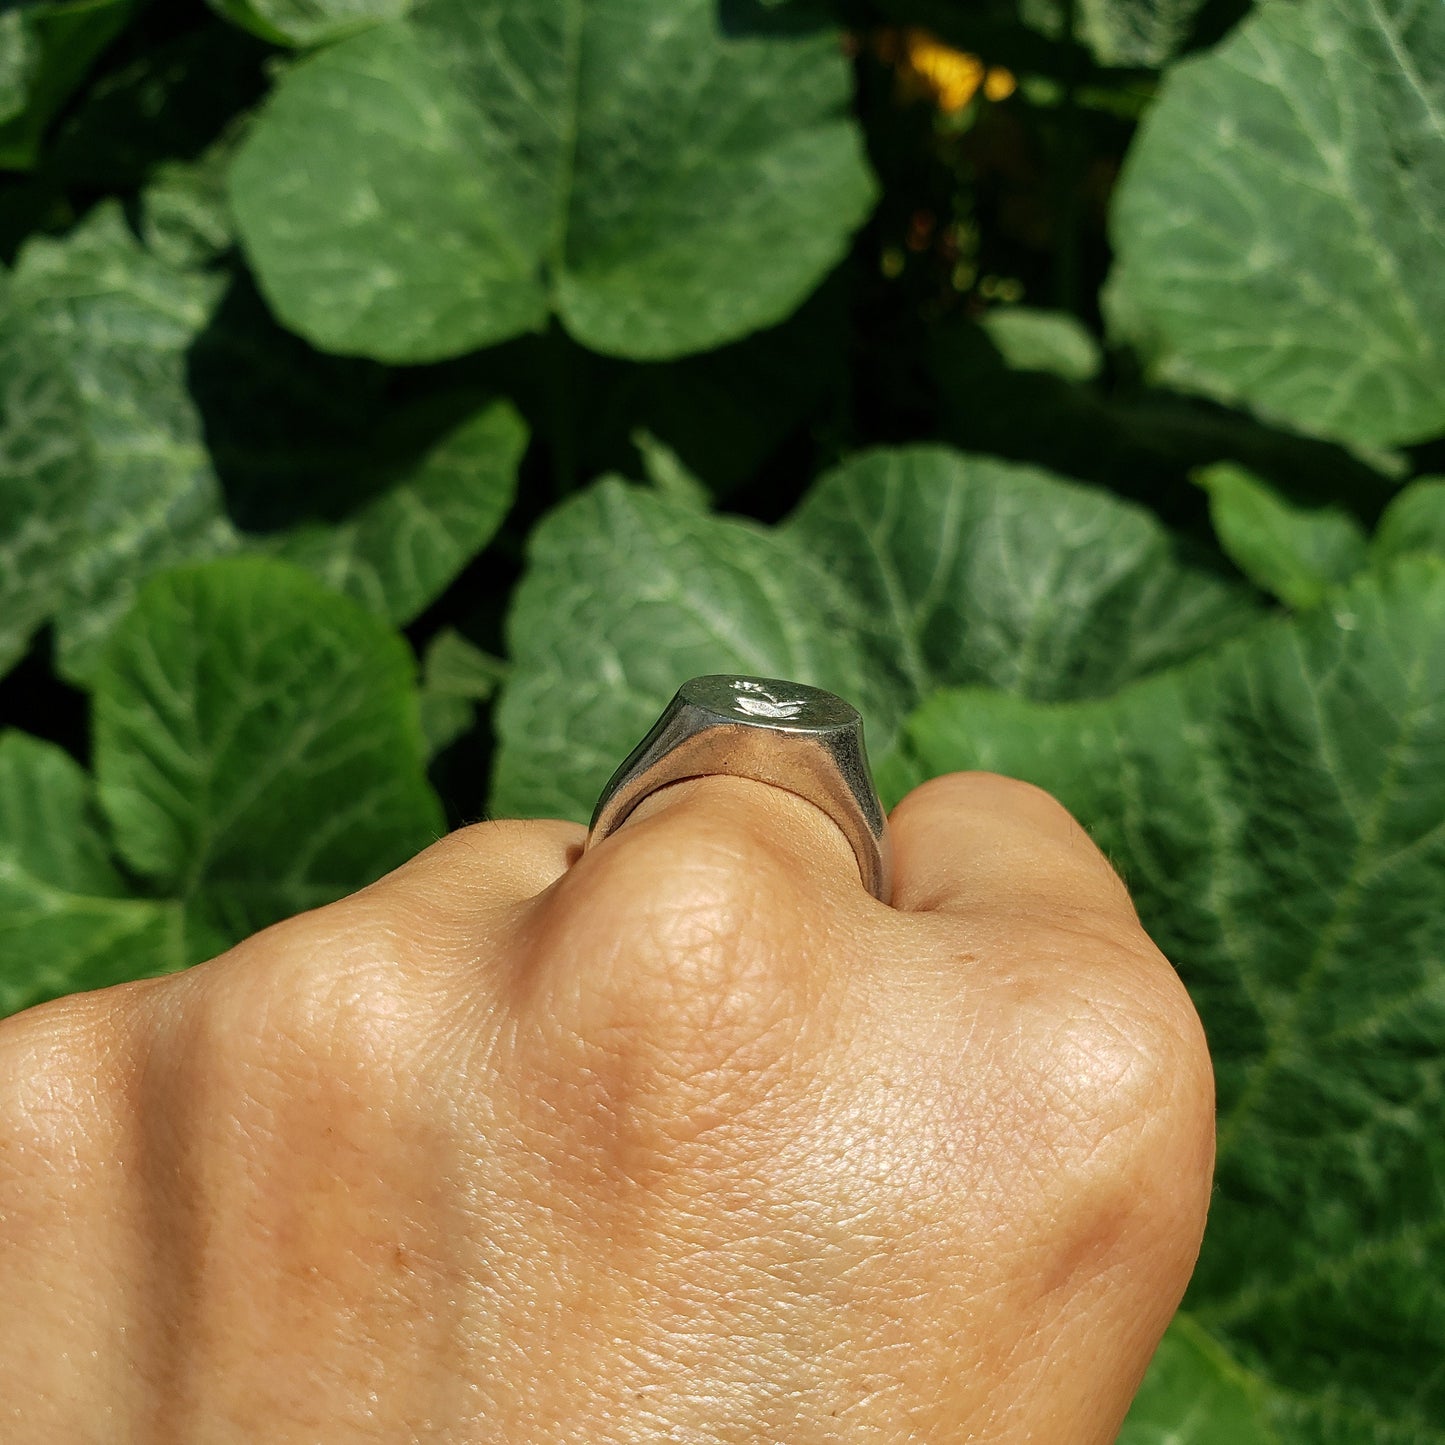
0,771 -> 1213,1442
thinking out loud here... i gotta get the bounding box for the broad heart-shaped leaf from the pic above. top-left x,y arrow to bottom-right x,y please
0,732 -> 183,1018
0,204 -> 525,681
491,446 -> 1260,822
780,446 -> 1260,703
227,0 -> 877,363
1105,0 -> 1445,451
887,557 -> 1445,1440
1199,463 -> 1368,611
208,0 -> 409,48
1375,476 -> 1445,561
0,0 -> 138,170
93,559 -> 444,959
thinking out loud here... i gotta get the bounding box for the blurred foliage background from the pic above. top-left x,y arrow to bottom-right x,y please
2,0 -> 1444,1436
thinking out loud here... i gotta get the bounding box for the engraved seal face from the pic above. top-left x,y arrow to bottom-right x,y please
681,674 -> 859,731
731,679 -> 807,719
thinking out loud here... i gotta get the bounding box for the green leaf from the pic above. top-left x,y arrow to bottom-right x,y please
492,446 -> 1260,821
0,280 -> 91,675
0,731 -> 122,898
262,396 -> 527,622
632,428 -> 710,507
8,201 -> 239,681
977,306 -> 1102,383
208,0 -> 410,48
0,731 -> 183,1017
782,446 -> 1259,703
1119,1316 -> 1277,1444
1106,0 -> 1445,451
418,627 -> 508,756
228,0 -> 877,362
1375,476 -> 1445,561
0,0 -> 138,171
141,144 -> 241,271
1199,462 -> 1367,610
893,556 -> 1445,1439
93,558 -> 444,956
1070,0 -> 1209,67
0,206 -> 525,680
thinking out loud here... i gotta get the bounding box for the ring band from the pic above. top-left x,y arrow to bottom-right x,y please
586,675 -> 892,904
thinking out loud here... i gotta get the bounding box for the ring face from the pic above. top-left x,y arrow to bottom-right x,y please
683,675 -> 858,729
586,674 -> 892,904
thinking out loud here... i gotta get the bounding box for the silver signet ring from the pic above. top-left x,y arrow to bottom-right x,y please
585,675 -> 892,905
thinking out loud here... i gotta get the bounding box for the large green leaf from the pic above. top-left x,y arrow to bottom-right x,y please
0,731 -> 183,1017
1106,0 -> 1445,451
783,446 -> 1260,702
0,204 -> 524,680
0,282 -> 91,675
0,0 -> 138,170
209,0 -> 409,48
9,202 -> 238,680
227,0 -> 877,362
889,557 -> 1445,1440
492,446 -> 1259,821
93,558 -> 444,957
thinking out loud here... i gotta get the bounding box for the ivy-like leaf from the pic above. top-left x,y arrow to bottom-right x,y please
492,446 -> 1259,821
0,732 -> 183,1017
890,557 -> 1445,1440
1199,463 -> 1367,610
93,558 -> 444,957
208,0 -> 410,48
227,0 -> 877,362
0,0 -> 138,170
1106,0 -> 1445,451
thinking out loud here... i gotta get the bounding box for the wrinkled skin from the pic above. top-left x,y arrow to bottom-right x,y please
0,772 -> 1214,1442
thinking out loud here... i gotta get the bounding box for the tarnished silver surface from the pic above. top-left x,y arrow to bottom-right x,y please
586,675 -> 892,904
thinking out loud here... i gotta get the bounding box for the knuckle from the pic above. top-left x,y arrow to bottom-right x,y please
1021,954 -> 1215,1270
511,817 -> 824,1166
896,770 -> 1077,827
165,905 -> 435,1114
0,993 -> 127,1178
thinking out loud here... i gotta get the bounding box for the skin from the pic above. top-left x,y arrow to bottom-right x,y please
0,771 -> 1214,1442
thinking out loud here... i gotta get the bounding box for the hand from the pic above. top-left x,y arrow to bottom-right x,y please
0,772 -> 1213,1443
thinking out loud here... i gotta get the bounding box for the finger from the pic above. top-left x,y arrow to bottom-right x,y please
887,771 -> 1138,927
358,816 -> 586,923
